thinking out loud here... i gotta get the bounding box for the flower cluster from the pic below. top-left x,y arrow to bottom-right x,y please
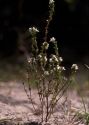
49,0 -> 55,16
53,65 -> 66,72
38,54 -> 47,63
50,37 -> 56,43
27,56 -> 36,65
29,27 -> 39,36
38,54 -> 43,62
42,42 -> 49,50
49,0 -> 54,5
49,54 -> 65,73
59,57 -> 63,62
29,27 -> 39,33
71,64 -> 78,71
49,54 -> 58,63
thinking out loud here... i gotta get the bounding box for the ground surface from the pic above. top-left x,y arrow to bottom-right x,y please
0,82 -> 89,125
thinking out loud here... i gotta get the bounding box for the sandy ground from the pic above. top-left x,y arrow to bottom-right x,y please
0,82 -> 89,125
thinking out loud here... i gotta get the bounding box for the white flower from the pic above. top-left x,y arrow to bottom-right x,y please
27,58 -> 32,63
54,58 -> 58,62
50,37 -> 56,43
52,54 -> 58,62
71,64 -> 78,70
59,57 -> 63,62
38,54 -> 42,58
57,65 -> 61,70
44,71 -> 49,76
38,54 -> 43,62
49,58 -> 53,63
44,56 -> 47,62
61,67 -> 66,71
56,65 -> 66,71
49,0 -> 54,4
29,27 -> 39,33
42,42 -> 49,50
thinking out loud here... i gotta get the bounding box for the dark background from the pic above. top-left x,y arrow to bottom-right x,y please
0,0 -> 89,66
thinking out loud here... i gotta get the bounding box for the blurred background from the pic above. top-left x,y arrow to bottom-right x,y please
0,0 -> 89,82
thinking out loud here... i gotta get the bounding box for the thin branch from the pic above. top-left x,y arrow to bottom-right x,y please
23,82 -> 36,112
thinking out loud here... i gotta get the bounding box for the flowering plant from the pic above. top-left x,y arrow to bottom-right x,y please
23,0 -> 78,124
